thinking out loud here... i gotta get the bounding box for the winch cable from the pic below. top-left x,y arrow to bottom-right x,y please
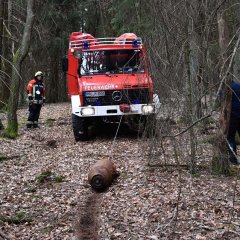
109,50 -> 143,160
109,115 -> 123,161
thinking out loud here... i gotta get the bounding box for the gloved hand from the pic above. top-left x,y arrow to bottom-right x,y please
28,96 -> 33,105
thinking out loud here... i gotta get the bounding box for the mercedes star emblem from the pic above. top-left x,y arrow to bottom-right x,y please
112,91 -> 122,101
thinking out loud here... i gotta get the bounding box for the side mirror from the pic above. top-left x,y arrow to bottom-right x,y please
62,57 -> 68,72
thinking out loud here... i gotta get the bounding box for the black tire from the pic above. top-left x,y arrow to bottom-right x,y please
72,114 -> 89,141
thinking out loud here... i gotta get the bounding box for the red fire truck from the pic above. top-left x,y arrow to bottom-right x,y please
64,32 -> 160,141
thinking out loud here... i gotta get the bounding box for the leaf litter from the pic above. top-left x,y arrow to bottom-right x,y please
0,103 -> 240,239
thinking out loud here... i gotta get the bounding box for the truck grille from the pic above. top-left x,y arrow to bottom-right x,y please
83,89 -> 150,106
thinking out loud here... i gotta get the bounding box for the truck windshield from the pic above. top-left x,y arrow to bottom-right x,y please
80,49 -> 145,75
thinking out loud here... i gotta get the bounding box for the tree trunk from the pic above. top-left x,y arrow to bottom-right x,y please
0,0 -> 3,61
184,0 -> 202,173
0,0 -> 3,107
0,0 -> 11,109
47,57 -> 59,103
233,1 -> 240,82
46,26 -> 63,103
5,0 -> 35,138
212,1 -> 231,174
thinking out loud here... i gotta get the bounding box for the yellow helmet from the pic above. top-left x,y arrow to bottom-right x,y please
34,71 -> 43,77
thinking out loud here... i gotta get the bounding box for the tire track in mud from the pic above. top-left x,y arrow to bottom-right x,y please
75,192 -> 103,240
72,120 -> 137,239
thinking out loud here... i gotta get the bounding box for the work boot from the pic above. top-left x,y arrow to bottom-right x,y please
26,121 -> 33,128
33,121 -> 39,128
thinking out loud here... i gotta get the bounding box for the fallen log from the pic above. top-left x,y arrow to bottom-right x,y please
88,158 -> 117,190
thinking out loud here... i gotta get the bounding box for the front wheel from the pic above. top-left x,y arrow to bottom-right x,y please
72,114 -> 89,141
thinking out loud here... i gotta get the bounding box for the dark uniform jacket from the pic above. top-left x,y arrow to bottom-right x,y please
27,79 -> 45,104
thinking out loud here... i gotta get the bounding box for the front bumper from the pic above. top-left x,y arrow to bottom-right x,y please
72,104 -> 155,117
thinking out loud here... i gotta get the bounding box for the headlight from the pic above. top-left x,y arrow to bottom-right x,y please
81,107 -> 95,116
73,49 -> 83,59
142,105 -> 154,114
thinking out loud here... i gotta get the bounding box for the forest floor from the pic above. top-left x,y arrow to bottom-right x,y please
0,103 -> 240,240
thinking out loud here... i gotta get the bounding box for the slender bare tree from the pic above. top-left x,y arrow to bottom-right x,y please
5,0 -> 35,137
212,0 -> 233,174
0,0 -> 11,109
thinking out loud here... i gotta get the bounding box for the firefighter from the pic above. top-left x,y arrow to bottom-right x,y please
26,71 -> 46,128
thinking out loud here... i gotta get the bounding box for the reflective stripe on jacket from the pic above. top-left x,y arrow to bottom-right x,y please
27,79 -> 45,102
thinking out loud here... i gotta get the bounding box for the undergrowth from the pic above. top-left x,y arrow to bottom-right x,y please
34,170 -> 65,184
0,211 -> 32,224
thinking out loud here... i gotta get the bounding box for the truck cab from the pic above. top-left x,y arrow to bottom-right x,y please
65,32 -> 159,141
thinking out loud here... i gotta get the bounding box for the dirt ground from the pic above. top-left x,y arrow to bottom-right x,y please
0,103 -> 240,240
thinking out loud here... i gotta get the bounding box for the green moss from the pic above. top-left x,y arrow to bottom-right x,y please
15,211 -> 25,219
212,156 -> 230,175
54,175 -> 65,183
45,118 -> 56,127
3,125 -> 18,139
35,170 -> 52,183
35,171 -> 65,184
0,153 -> 22,162
0,211 -> 32,224
0,153 -> 7,162
228,166 -> 240,177
191,172 -> 201,178
2,130 -> 17,139
0,105 -> 8,112
25,186 -> 37,193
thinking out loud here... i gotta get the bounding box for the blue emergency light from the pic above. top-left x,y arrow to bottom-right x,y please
96,101 -> 102,106
132,39 -> 138,48
83,41 -> 89,49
